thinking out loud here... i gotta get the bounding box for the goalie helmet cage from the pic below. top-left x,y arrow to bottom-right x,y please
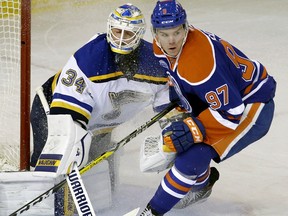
0,0 -> 31,171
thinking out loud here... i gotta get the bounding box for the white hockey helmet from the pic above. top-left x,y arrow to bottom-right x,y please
107,3 -> 146,54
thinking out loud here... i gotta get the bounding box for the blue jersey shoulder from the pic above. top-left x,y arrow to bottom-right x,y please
73,34 -> 167,81
137,40 -> 167,78
74,33 -> 116,78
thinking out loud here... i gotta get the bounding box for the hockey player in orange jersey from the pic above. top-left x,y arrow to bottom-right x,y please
140,0 -> 276,215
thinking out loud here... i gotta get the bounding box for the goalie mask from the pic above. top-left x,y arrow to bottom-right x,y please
107,3 -> 146,54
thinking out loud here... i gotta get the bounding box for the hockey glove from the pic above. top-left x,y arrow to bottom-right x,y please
162,116 -> 205,153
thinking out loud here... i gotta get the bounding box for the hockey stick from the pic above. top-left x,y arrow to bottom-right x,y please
66,161 -> 96,216
123,208 -> 140,216
9,101 -> 177,216
35,86 -> 50,114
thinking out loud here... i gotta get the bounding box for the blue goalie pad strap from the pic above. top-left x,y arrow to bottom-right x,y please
35,154 -> 63,173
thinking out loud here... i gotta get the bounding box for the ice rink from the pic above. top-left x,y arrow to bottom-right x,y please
28,0 -> 288,215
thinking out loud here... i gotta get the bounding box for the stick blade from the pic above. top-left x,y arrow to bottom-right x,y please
123,207 -> 140,216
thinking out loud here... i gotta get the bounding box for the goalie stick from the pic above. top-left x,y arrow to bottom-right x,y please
35,86 -> 50,114
66,161 -> 96,216
123,208 -> 140,216
9,101 -> 177,216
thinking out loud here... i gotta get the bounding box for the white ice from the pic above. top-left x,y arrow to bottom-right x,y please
29,0 -> 288,215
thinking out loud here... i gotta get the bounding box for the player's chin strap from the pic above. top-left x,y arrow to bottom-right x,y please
66,161 -> 96,216
9,98 -> 177,216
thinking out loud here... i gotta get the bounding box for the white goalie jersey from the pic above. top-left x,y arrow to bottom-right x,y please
34,33 -> 170,177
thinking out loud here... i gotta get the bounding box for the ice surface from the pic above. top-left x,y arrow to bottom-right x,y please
28,0 -> 288,215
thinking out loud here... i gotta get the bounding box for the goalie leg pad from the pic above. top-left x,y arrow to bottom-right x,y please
34,115 -> 92,178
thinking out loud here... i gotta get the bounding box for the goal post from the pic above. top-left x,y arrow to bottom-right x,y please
20,0 -> 31,171
0,0 -> 31,171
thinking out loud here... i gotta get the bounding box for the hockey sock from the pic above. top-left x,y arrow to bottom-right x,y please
149,165 -> 196,214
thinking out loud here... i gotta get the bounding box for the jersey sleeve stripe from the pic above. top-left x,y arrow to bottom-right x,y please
50,101 -> 91,121
89,71 -> 168,84
227,103 -> 245,116
243,62 -> 268,99
242,77 -> 269,102
53,93 -> 93,113
133,74 -> 168,83
89,71 -> 124,82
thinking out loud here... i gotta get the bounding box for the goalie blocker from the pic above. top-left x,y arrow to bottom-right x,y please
34,114 -> 92,177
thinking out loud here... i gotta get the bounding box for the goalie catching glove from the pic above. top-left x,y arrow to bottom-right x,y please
140,135 -> 176,173
162,116 -> 205,153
